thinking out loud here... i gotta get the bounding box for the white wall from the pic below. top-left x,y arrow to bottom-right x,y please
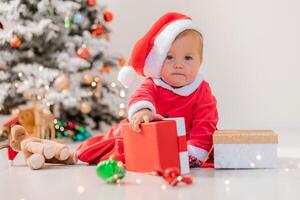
103,0 -> 300,130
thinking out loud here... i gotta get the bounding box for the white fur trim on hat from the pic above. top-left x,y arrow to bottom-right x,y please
144,19 -> 195,78
118,66 -> 139,88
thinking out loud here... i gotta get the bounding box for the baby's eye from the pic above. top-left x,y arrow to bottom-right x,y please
184,56 -> 193,60
166,55 -> 173,60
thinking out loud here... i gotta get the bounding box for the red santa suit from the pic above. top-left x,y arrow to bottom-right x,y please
76,74 -> 218,164
76,12 -> 218,166
128,74 -> 218,161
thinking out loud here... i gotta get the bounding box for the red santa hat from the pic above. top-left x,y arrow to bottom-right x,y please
118,12 -> 197,88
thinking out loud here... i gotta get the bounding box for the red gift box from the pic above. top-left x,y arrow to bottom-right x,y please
122,117 -> 189,174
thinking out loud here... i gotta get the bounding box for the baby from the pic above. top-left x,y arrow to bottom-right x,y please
119,12 -> 218,166
77,12 -> 218,167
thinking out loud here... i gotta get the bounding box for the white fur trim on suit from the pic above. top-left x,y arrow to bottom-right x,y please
144,19 -> 196,78
153,74 -> 203,96
187,145 -> 208,162
128,100 -> 156,121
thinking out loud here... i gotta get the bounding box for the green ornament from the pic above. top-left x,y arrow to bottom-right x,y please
64,16 -> 72,28
56,132 -> 62,138
63,131 -> 68,137
57,121 -> 64,126
76,134 -> 85,142
84,131 -> 91,138
79,127 -> 86,133
96,158 -> 126,183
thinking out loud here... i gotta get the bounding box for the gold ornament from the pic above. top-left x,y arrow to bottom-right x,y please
81,74 -> 94,85
80,101 -> 92,114
54,74 -> 69,91
100,65 -> 111,74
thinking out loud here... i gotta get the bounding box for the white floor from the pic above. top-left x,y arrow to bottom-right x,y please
1,114 -> 300,200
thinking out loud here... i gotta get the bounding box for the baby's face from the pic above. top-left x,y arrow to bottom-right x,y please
160,33 -> 202,88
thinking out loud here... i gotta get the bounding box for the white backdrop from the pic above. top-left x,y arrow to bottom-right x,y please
102,0 -> 300,130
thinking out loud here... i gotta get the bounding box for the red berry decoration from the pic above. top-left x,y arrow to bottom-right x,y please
91,25 -> 104,36
10,36 -> 21,48
87,0 -> 96,6
68,121 -> 76,129
77,46 -> 90,60
155,167 -> 193,186
103,11 -> 113,22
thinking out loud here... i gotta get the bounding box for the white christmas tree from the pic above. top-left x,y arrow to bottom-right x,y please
0,0 -> 127,136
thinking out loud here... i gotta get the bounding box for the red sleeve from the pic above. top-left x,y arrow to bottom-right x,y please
127,78 -> 157,120
187,81 -> 218,161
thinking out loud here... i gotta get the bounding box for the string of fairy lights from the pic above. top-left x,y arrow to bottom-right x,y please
0,0 -> 128,141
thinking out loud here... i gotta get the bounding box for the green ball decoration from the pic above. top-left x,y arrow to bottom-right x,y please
57,121 -> 64,126
64,16 -> 72,28
79,127 -> 86,133
63,131 -> 68,137
56,132 -> 62,138
96,158 -> 126,183
84,131 -> 91,138
76,134 -> 85,142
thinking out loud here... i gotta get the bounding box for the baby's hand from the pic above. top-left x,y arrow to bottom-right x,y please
130,109 -> 163,132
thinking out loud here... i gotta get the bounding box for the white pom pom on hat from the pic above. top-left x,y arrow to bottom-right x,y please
118,12 -> 196,88
117,66 -> 138,88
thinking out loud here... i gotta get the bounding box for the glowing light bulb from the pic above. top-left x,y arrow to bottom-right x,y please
250,162 -> 255,168
91,81 -> 97,87
285,168 -> 289,172
224,180 -> 230,185
77,186 -> 85,193
111,82 -> 116,87
120,103 -> 125,109
120,90 -> 126,98
256,154 -> 262,161
136,179 -> 141,184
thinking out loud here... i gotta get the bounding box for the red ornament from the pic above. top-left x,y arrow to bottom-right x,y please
0,22 -> 3,29
68,122 -> 76,129
103,11 -> 113,22
91,25 -> 104,36
10,36 -> 21,48
87,0 -> 96,6
77,46 -> 90,60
